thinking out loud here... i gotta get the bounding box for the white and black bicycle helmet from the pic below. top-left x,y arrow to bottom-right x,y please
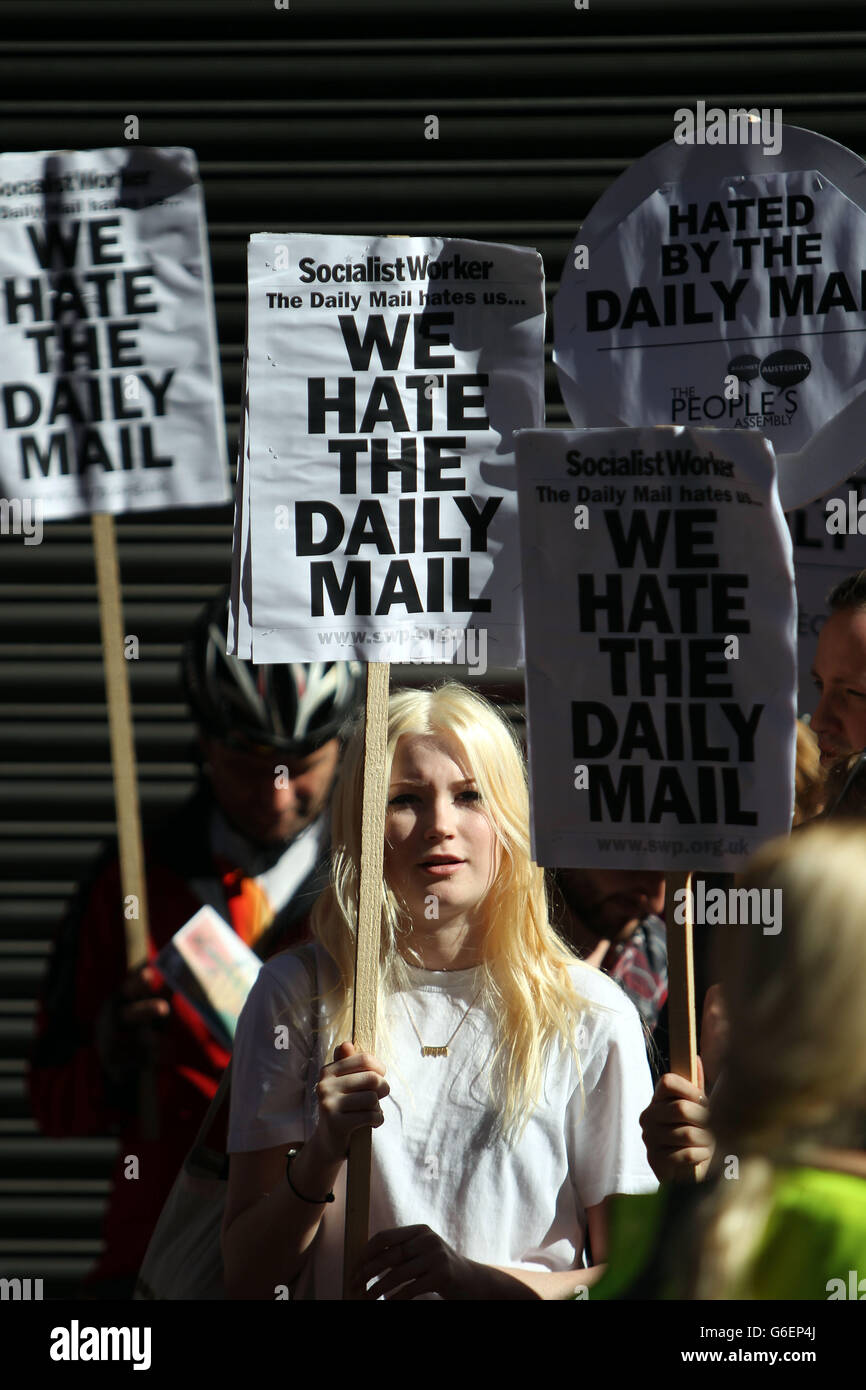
183,590 -> 364,755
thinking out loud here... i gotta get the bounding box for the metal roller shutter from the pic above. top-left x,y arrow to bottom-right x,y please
1,0 -> 864,1296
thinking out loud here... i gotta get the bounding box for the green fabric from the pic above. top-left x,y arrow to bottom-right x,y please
588,1189 -> 670,1299
743,1167 -> 866,1300
588,1166 -> 866,1300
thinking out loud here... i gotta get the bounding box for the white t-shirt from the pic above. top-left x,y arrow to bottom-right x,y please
227,944 -> 658,1299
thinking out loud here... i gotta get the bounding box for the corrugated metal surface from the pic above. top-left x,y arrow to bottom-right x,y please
1,0 -> 865,1296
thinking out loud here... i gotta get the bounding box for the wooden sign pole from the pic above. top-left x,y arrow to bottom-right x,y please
92,512 -> 158,1139
342,660 -> 390,1299
665,869 -> 697,1087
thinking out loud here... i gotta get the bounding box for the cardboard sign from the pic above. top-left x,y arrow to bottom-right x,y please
230,233 -> 545,665
515,426 -> 797,871
0,147 -> 229,519
554,126 -> 866,511
156,907 -> 262,1050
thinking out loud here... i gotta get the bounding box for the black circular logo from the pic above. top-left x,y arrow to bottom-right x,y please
727,353 -> 761,383
760,349 -> 811,387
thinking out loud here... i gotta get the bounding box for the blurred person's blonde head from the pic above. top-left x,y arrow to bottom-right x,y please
713,824 -> 866,1154
691,823 -> 866,1297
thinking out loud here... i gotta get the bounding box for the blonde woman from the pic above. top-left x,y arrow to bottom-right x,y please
596,822 -> 866,1300
221,683 -> 656,1300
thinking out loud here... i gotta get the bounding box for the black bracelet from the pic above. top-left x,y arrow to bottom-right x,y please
285,1148 -> 335,1204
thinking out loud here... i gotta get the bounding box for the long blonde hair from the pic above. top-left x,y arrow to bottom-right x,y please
311,681 -> 592,1142
688,824 -> 866,1297
793,718 -> 825,825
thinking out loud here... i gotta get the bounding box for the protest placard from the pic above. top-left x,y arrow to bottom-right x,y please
230,233 -> 545,666
554,126 -> 866,511
515,426 -> 798,873
227,339 -> 251,658
230,231 -> 544,1293
0,151 -> 230,1129
0,147 -> 229,519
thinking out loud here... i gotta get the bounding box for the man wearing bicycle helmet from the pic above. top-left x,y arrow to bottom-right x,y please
28,589 -> 363,1298
183,589 -> 361,880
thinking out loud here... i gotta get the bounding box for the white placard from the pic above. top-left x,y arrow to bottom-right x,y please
0,147 -> 230,519
554,126 -> 866,512
516,426 -> 797,871
231,233 -> 545,665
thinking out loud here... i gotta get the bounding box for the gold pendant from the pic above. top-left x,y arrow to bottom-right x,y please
421,1045 -> 448,1057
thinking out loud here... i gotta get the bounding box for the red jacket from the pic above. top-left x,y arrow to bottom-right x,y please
28,787 -> 327,1288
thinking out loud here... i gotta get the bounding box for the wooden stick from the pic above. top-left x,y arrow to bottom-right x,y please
92,512 -> 158,1139
665,869 -> 697,1086
92,514 -> 150,964
342,660 -> 390,1299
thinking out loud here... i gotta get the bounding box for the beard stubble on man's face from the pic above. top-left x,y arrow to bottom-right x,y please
559,870 -> 665,941
201,735 -> 341,847
580,892 -> 642,941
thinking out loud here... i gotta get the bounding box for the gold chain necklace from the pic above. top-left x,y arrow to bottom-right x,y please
401,987 -> 482,1057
